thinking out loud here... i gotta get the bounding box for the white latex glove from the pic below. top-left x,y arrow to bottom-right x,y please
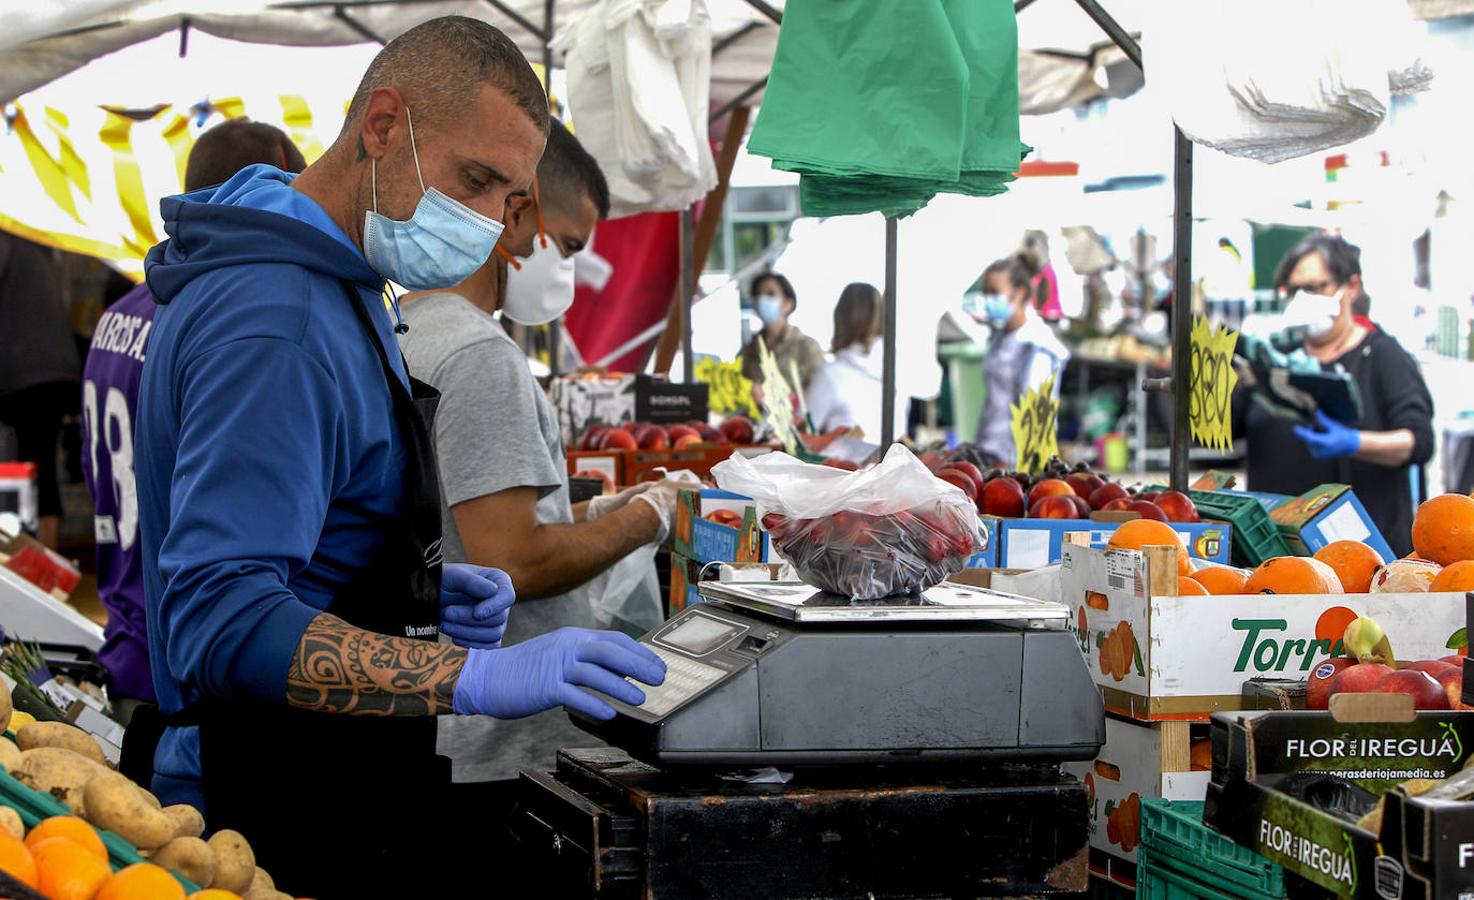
586,482 -> 654,521
632,470 -> 703,543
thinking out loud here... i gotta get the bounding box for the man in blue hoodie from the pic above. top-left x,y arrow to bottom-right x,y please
136,17 -> 665,897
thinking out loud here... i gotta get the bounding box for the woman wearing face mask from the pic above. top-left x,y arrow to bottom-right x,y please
968,253 -> 1070,467
805,283 -> 907,442
739,272 -> 827,399
1234,234 -> 1433,556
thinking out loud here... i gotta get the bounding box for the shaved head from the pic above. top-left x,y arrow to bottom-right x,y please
344,16 -> 549,136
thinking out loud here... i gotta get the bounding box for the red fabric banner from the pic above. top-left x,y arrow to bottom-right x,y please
564,211 -> 679,373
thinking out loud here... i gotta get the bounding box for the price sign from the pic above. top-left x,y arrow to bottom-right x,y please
756,337 -> 801,454
693,357 -> 759,418
1189,316 -> 1238,452
1009,372 -> 1060,474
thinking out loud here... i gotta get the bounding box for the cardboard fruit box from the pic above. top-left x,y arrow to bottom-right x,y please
1205,704 -> 1474,899
988,516 -> 1231,570
673,489 -> 770,565
1060,543 -> 1468,721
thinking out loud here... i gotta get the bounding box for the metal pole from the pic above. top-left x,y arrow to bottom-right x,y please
1169,127 -> 1194,491
543,0 -> 560,377
881,218 -> 899,446
1071,0 -> 1141,69
680,208 -> 695,382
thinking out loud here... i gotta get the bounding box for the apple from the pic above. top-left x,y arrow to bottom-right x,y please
1137,491 -> 1160,503
600,429 -> 638,451
698,424 -> 724,443
1089,482 -> 1129,511
1102,497 -> 1133,512
720,416 -> 756,445
1068,494 -> 1092,518
936,468 -> 980,500
1435,668 -> 1471,711
1307,657 -> 1358,710
633,424 -> 669,450
1126,501 -> 1168,522
1328,663 -> 1393,698
672,432 -> 703,450
667,424 -> 701,443
1066,472 -> 1106,499
981,476 -> 1026,518
704,509 -> 744,528
1402,660 -> 1458,678
1030,495 -> 1078,519
1376,669 -> 1451,710
1155,491 -> 1200,523
1027,478 -> 1075,508
579,425 -> 612,451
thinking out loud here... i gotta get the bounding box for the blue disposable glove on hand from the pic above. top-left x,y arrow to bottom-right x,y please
1292,409 -> 1361,461
451,628 -> 667,720
439,564 -> 515,649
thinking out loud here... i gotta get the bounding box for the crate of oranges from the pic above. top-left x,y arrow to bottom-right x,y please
1060,510 -> 1469,722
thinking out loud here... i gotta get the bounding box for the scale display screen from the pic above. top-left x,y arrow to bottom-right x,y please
661,614 -> 741,655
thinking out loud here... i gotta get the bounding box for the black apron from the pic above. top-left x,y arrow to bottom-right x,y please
178,283 -> 451,898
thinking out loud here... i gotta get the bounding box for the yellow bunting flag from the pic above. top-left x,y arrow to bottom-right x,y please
280,95 -> 325,164
98,110 -> 161,258
11,107 -> 87,224
1009,372 -> 1060,475
693,357 -> 758,418
160,112 -> 195,190
1189,316 -> 1239,452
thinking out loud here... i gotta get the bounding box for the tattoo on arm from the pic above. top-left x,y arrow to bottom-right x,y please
285,613 -> 465,716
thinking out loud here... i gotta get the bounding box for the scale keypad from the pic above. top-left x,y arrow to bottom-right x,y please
631,644 -> 727,717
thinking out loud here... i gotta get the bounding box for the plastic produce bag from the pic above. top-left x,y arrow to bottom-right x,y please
712,445 -> 981,600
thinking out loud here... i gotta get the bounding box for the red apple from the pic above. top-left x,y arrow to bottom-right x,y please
1155,491 -> 1200,524
1439,655 -> 1468,667
667,424 -> 701,443
1027,478 -> 1075,508
1126,501 -> 1168,522
1328,663 -> 1394,698
936,468 -> 980,500
704,509 -> 744,528
1068,495 -> 1092,518
698,424 -> 724,443
1089,482 -> 1129,511
1066,472 -> 1106,499
1307,657 -> 1358,710
633,424 -> 669,450
946,460 -> 986,486
579,425 -> 612,451
672,433 -> 702,450
1402,660 -> 1458,678
1376,669 -> 1451,710
1031,495 -> 1079,519
1435,668 -> 1471,710
720,416 -> 756,445
600,429 -> 638,451
981,476 -> 1027,518
1137,491 -> 1160,503
1102,497 -> 1134,512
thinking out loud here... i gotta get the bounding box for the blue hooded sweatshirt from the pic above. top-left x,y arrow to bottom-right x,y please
137,165 -> 409,805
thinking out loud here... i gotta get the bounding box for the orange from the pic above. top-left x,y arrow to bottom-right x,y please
1431,559 -> 1474,593
1189,565 -> 1250,595
1107,519 -> 1190,575
1313,541 -> 1382,594
31,836 -> 110,900
1244,556 -> 1344,595
0,834 -> 38,888
26,816 -> 107,863
1412,493 -> 1474,566
97,863 -> 186,900
1175,576 -> 1208,596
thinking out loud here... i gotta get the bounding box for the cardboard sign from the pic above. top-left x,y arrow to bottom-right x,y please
694,356 -> 759,418
634,375 -> 709,425
1009,372 -> 1060,475
755,337 -> 802,454
1189,316 -> 1238,452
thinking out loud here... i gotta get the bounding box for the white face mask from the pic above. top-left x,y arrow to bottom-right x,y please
503,234 -> 577,325
1281,289 -> 1343,340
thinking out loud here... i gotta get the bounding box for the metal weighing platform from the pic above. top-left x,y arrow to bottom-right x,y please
511,581 -> 1105,898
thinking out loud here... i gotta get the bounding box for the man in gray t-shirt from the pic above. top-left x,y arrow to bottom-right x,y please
400,122 -> 681,784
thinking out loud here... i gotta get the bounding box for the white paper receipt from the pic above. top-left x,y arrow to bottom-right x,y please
1006,529 -> 1051,570
1318,500 -> 1370,545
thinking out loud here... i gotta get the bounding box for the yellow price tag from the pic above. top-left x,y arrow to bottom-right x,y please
1189,316 -> 1238,452
693,357 -> 759,418
1009,372 -> 1060,475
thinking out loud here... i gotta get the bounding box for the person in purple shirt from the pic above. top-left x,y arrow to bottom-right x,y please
81,119 -> 307,721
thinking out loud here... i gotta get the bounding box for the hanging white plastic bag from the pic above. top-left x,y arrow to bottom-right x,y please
712,445 -> 981,600
588,543 -> 664,634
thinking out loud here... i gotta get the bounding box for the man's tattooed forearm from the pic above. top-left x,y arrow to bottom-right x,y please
285,613 -> 466,715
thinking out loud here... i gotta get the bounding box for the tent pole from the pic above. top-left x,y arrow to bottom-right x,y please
741,0 -> 783,25
680,208 -> 695,381
480,0 -> 550,41
881,217 -> 899,447
1169,128 -> 1193,492
1071,0 -> 1141,68
709,77 -> 767,126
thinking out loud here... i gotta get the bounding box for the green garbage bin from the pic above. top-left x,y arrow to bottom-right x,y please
940,341 -> 987,443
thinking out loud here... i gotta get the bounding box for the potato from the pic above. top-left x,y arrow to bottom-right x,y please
13,747 -> 108,815
0,686 -> 12,734
15,722 -> 106,764
152,836 -> 217,886
140,788 -> 162,809
163,803 -> 205,839
207,829 -> 256,893
0,807 -> 22,840
84,771 -> 175,850
0,739 -> 21,773
247,867 -> 274,894
243,891 -> 292,900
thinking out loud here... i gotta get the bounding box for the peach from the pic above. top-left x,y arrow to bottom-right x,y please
947,460 -> 986,486
720,416 -> 756,444
600,429 -> 638,451
1089,483 -> 1129,511
1068,494 -> 1092,518
1307,657 -> 1357,710
1066,472 -> 1106,499
1436,668 -> 1470,710
1377,669 -> 1450,710
936,468 -> 980,500
1127,501 -> 1168,522
1030,495 -> 1079,519
1328,663 -> 1392,698
1027,478 -> 1075,508
981,477 -> 1026,518
1155,491 -> 1200,523
1102,498 -> 1133,512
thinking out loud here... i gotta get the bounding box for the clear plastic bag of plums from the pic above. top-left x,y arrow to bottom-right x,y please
712,445 -> 981,600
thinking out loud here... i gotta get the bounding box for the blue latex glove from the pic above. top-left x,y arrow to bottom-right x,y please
439,564 -> 515,649
1292,409 -> 1361,461
452,628 -> 666,720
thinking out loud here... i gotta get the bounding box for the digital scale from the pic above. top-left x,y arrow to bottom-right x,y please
571,580 -> 1105,766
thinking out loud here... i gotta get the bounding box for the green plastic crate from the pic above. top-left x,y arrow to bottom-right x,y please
1184,489 -> 1293,568
1139,800 -> 1286,898
1138,851 -> 1257,899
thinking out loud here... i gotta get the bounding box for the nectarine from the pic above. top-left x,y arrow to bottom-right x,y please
1155,491 -> 1199,523
1127,501 -> 1168,522
1089,483 -> 1129,511
1027,478 -> 1074,508
981,477 -> 1026,518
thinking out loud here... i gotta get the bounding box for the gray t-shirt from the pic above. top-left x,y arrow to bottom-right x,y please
399,293 -> 601,783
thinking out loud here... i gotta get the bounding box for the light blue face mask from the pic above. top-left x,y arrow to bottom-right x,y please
755,295 -> 784,326
981,293 -> 1013,324
363,108 -> 504,291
